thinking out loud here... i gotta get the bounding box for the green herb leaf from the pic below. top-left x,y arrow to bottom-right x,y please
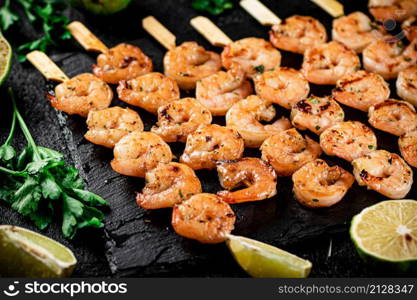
0,145 -> 16,162
11,176 -> 42,215
72,188 -> 108,206
1,0 -> 71,61
0,89 -> 108,239
41,176 -> 61,199
254,64 -> 265,73
37,146 -> 64,160
0,0 -> 19,31
30,207 -> 52,230
192,0 -> 234,15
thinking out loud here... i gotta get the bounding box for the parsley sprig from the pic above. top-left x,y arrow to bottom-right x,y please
192,0 -> 234,16
0,0 -> 71,62
0,88 -> 108,238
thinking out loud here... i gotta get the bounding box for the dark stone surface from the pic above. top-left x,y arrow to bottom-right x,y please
0,0 -> 414,277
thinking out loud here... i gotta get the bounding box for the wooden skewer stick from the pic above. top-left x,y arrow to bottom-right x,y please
67,21 -> 109,53
240,0 -> 281,26
142,16 -> 176,50
190,16 -> 233,47
26,51 -> 69,82
310,0 -> 344,18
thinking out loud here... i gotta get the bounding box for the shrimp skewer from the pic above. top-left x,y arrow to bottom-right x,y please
190,16 -> 281,79
269,15 -> 327,54
332,11 -> 385,53
368,99 -> 417,136
196,68 -> 253,116
151,98 -> 212,143
137,162 -> 202,209
226,95 -> 292,148
352,150 -> 413,199
320,121 -> 378,162
117,72 -> 180,114
254,67 -> 310,110
85,107 -> 144,148
172,193 -> 236,244
216,158 -> 277,204
163,41 -> 222,90
27,51 -> 112,118
301,41 -> 361,85
111,131 -> 172,177
332,70 -> 390,112
368,0 -> 417,22
292,159 -> 354,208
68,22 -> 153,84
260,128 -> 322,176
143,16 -> 221,90
180,124 -> 244,170
363,37 -> 417,80
240,1 -> 327,54
291,95 -> 345,135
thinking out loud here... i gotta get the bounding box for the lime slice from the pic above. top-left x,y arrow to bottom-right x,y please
350,199 -> 417,274
226,234 -> 312,278
0,30 -> 12,86
0,225 -> 77,277
70,0 -> 132,15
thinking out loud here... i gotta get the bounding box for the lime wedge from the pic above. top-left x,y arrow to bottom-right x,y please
0,225 -> 77,277
350,199 -> 417,274
226,234 -> 312,278
0,30 -> 12,86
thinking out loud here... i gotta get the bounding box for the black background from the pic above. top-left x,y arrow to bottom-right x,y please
0,0 -> 415,277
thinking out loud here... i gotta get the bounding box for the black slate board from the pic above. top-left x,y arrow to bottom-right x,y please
0,0 -> 415,277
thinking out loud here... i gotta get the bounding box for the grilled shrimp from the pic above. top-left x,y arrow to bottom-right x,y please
221,37 -> 281,79
369,0 -> 417,22
84,107 -> 144,148
136,162 -> 202,209
368,99 -> 417,136
226,95 -> 292,148
216,158 -> 277,204
172,193 -> 235,244
111,131 -> 172,177
164,42 -> 221,90
402,16 -> 417,41
195,68 -> 253,116
332,70 -> 390,112
363,37 -> 417,80
49,73 -> 112,117
301,41 -> 361,85
254,67 -> 310,109
93,43 -> 153,84
260,128 -> 322,176
117,72 -> 180,114
320,121 -> 378,162
180,124 -> 244,170
291,96 -> 345,135
352,150 -> 413,199
292,159 -> 354,208
151,98 -> 212,143
332,12 -> 385,53
399,129 -> 417,167
269,15 -> 327,54
397,65 -> 417,107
